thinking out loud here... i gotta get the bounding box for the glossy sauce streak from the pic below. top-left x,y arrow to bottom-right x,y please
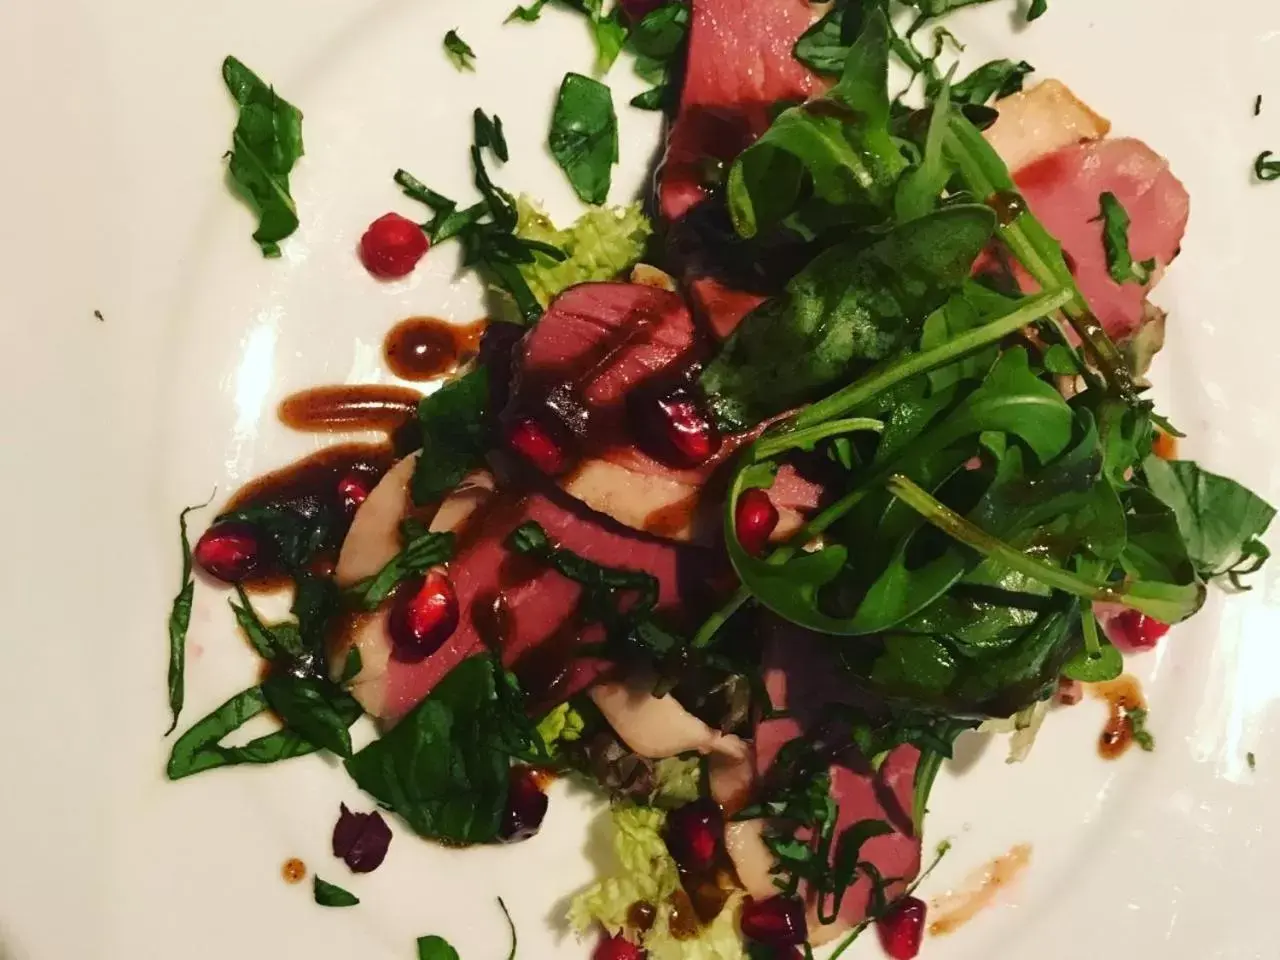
929,843 -> 1032,936
627,901 -> 658,935
384,317 -> 487,381
986,190 -> 1028,226
1092,674 -> 1146,760
666,889 -> 700,940
279,384 -> 420,436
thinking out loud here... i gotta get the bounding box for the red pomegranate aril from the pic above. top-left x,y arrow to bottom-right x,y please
507,417 -> 568,475
652,388 -> 721,467
194,522 -> 267,583
876,896 -> 927,960
663,799 -> 724,874
500,766 -> 550,843
360,212 -> 429,279
387,568 -> 459,663
734,488 -> 780,556
740,896 -> 807,948
593,932 -> 646,960
1110,609 -> 1171,652
337,472 -> 373,514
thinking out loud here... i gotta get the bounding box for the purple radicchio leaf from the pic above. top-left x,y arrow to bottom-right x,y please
332,803 -> 392,873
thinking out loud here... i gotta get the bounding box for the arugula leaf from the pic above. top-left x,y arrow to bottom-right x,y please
221,56 -> 304,257
417,936 -> 461,960
166,684 -> 362,780
728,10 -> 906,238
313,876 -> 360,908
346,522 -> 455,609
1254,151 -> 1280,182
1142,457 -> 1275,584
700,205 -> 996,432
950,59 -> 1034,105
1094,193 -> 1155,285
549,73 -> 619,205
345,655 -> 539,844
411,368 -> 492,505
166,502 -> 207,734
894,69 -> 954,221
443,30 -> 477,71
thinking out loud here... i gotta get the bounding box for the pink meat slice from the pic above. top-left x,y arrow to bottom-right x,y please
1010,137 -> 1190,341
752,626 -> 922,943
367,490 -> 710,720
689,276 -> 768,341
659,0 -> 825,222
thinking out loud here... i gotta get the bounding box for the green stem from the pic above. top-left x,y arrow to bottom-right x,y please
753,418 -> 884,462
797,286 -> 1074,428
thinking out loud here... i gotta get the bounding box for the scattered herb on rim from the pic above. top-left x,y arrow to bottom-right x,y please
1254,150 -> 1280,182
444,30 -> 477,71
548,72 -> 619,205
416,935 -> 461,960
313,876 -> 360,908
166,500 -> 210,734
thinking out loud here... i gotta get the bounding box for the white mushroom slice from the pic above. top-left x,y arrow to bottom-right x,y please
630,263 -> 679,291
708,743 -> 756,816
563,460 -> 704,541
984,79 -> 1111,173
335,454 -> 419,587
724,819 -> 777,899
589,673 -> 749,760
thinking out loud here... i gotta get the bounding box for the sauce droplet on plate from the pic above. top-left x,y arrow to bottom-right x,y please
281,858 -> 307,884
384,317 -> 487,381
929,843 -> 1032,936
1092,674 -> 1149,759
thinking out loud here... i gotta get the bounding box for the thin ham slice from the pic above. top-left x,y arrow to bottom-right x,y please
329,456 -> 715,719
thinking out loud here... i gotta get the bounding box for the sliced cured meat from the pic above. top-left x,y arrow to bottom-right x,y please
984,79 -> 1111,174
330,456 -> 715,719
689,276 -> 767,342
659,0 -> 825,222
1010,137 -> 1189,340
733,625 -> 922,945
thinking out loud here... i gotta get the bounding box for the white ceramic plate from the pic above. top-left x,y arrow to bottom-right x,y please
3,0 -> 1280,957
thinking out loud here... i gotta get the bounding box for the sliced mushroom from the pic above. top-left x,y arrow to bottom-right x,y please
589,672 -> 749,760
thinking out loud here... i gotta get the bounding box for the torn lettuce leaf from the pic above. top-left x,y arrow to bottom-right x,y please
536,701 -> 586,755
651,756 -> 702,808
515,197 -> 651,306
568,804 -> 746,960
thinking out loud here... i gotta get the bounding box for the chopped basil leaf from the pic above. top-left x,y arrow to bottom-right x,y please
166,502 -> 207,734
1027,0 -> 1048,20
221,56 -> 304,257
950,59 -> 1034,105
313,876 -> 360,908
443,30 -> 477,71
506,0 -> 549,22
1094,192 -> 1156,286
339,647 -> 363,684
625,3 -> 689,110
548,73 -> 618,205
417,936 -> 461,960
346,523 -> 455,610
1127,706 -> 1155,752
263,673 -> 356,759
410,367 -> 492,505
1254,150 -> 1280,182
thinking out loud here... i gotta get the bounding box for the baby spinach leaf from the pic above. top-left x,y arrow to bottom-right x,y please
417,936 -> 461,960
166,501 -> 208,734
345,656 -> 537,844
443,30 -> 477,71
701,205 -> 996,431
345,524 -> 456,610
221,56 -> 304,257
411,368 -> 492,505
262,673 -> 356,759
1142,457 -> 1275,583
1094,193 -> 1155,285
313,876 -> 360,908
549,73 -> 618,205
949,59 -> 1034,106
728,10 -> 905,238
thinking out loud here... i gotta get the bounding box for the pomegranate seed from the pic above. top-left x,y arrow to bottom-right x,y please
593,932 -> 646,960
663,799 -> 724,874
359,212 -> 429,279
337,472 -> 372,514
194,521 -> 267,583
631,385 -> 721,468
387,568 -> 459,662
507,417 -> 568,475
740,896 -> 807,948
1110,609 -> 1171,652
500,766 -> 550,843
734,488 -> 780,556
876,896 -> 926,960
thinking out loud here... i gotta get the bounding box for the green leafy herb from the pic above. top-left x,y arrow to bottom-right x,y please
626,3 -> 690,109
229,584 -> 300,661
1126,706 -> 1155,752
499,897 -> 517,960
262,672 -> 355,759
1254,150 -> 1280,182
167,684 -> 362,780
345,522 -> 455,609
700,205 -> 997,432
506,0 -> 548,23
166,501 -> 208,734
1062,640 -> 1123,683
1142,457 -> 1275,585
793,3 -> 863,75
411,368 -> 492,505
443,30 -> 477,71
416,936 -> 461,960
950,59 -> 1034,105
313,876 -> 360,908
221,56 -> 305,257
339,647 -> 363,684
345,656 -> 541,844
549,73 -> 619,205
1027,0 -> 1048,21
1094,193 -> 1156,286
215,501 -> 336,573
1248,751 -> 1257,770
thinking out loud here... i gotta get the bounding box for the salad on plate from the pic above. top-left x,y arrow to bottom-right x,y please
166,1 -> 1277,957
